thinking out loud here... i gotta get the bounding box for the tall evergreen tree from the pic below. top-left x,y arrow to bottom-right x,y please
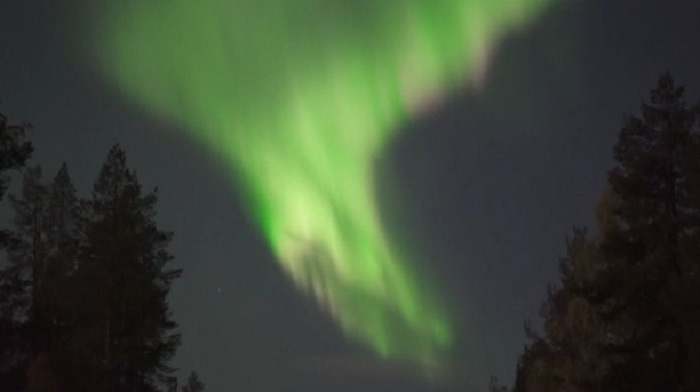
72,145 -> 181,392
0,163 -> 82,391
6,166 -> 51,352
0,165 -> 43,389
601,73 -> 700,390
38,164 -> 82,390
0,112 -> 33,387
515,74 -> 700,391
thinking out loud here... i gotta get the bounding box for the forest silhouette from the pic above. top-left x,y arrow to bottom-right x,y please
2,74 -> 700,391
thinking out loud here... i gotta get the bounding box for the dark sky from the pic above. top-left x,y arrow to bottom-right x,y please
2,0 -> 700,391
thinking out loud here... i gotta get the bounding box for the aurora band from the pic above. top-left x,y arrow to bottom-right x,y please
92,0 -> 555,367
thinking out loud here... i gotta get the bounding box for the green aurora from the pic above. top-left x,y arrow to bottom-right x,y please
92,0 -> 554,367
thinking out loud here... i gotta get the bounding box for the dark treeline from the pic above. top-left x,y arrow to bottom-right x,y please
507,74 -> 700,391
0,115 -> 201,391
5,74 -> 700,392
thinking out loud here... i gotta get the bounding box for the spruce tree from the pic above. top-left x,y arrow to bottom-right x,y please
7,166 -> 49,354
73,145 -> 181,392
39,164 -> 82,389
0,164 -> 82,391
602,73 -> 699,390
0,112 -> 33,388
515,74 -> 700,391
0,166 -> 44,388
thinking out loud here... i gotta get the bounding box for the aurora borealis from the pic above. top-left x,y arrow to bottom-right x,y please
92,0 -> 555,367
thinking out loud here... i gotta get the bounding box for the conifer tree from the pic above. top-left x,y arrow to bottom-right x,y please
515,74 -> 700,391
601,73 -> 699,390
0,163 -> 82,390
73,145 -> 181,392
0,166 -> 43,388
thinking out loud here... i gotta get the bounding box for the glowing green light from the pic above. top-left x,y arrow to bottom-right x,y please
92,0 -> 553,366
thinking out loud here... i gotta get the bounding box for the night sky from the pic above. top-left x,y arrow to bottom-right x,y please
2,0 -> 700,391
